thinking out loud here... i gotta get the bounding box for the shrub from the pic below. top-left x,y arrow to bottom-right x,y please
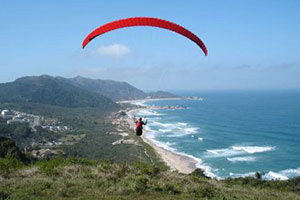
0,191 -> 10,200
0,136 -> 30,164
135,175 -> 148,193
162,183 -> 181,195
0,155 -> 24,176
40,182 -> 52,190
133,162 -> 159,177
190,168 -> 210,179
150,165 -> 160,177
65,157 -> 97,166
152,183 -> 163,192
99,159 -> 113,170
81,168 -> 94,179
115,162 -> 128,178
38,157 -> 64,176
255,172 -> 262,180
189,183 -> 218,198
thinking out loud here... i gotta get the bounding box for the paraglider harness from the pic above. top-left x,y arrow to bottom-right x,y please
135,118 -> 147,136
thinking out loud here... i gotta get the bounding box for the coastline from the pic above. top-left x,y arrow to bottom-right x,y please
141,133 -> 198,174
126,108 -> 198,174
124,105 -> 300,180
121,99 -> 300,180
117,97 -> 181,104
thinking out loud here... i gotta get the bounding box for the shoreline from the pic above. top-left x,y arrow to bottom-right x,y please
117,101 -> 300,180
126,108 -> 198,174
117,97 -> 182,104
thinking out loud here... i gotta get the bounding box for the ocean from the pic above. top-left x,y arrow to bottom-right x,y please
132,90 -> 300,180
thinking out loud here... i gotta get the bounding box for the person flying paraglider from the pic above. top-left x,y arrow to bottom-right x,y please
134,117 -> 147,136
82,17 -> 207,136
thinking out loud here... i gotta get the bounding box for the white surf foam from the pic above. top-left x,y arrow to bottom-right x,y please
195,161 -> 218,179
145,133 -> 177,152
229,172 -> 256,178
152,121 -> 174,127
178,122 -> 187,126
206,145 -> 276,158
263,168 -> 300,180
144,126 -> 153,132
279,168 -> 300,177
129,100 -> 147,106
151,120 -> 199,137
137,110 -> 163,116
263,171 -> 289,181
144,127 -> 219,179
227,156 -> 257,162
158,128 -> 172,133
232,146 -> 275,154
174,152 -> 218,179
229,167 -> 300,180
165,131 -> 198,137
206,148 -> 244,158
183,127 -> 199,134
165,134 -> 185,138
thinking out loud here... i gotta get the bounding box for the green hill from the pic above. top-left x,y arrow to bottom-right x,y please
0,75 -> 178,106
62,76 -> 178,101
65,76 -> 147,101
0,75 -> 116,108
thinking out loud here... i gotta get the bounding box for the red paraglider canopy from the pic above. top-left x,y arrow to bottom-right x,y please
82,17 -> 208,56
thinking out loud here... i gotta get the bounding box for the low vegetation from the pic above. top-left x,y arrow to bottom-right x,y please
0,155 -> 299,200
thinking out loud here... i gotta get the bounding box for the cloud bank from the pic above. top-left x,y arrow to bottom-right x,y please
96,44 -> 131,57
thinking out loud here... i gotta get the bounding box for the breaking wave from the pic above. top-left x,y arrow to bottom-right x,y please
206,145 -> 276,158
229,168 -> 300,180
232,146 -> 275,154
137,110 -> 163,116
227,156 -> 257,162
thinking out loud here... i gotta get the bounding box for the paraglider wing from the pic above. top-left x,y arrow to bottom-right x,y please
82,17 -> 208,56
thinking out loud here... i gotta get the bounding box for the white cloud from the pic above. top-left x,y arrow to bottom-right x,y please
96,44 -> 131,57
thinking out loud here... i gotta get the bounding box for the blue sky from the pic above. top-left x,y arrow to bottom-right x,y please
0,0 -> 298,90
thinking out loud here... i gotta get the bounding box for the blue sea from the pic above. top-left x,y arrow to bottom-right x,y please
133,90 -> 300,180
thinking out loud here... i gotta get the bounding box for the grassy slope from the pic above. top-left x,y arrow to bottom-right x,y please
0,157 -> 299,200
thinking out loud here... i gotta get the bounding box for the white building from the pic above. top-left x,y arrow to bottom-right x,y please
1,110 -> 12,119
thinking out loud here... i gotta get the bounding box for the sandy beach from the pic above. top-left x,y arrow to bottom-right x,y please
126,108 -> 198,174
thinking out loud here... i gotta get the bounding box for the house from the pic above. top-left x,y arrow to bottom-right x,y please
1,110 -> 12,119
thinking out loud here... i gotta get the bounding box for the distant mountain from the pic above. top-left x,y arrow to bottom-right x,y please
0,75 -> 178,108
64,76 -> 148,101
63,76 -> 179,101
0,75 -> 116,108
147,91 -> 178,99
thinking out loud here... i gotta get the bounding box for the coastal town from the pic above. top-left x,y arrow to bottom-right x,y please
0,108 -> 75,158
0,109 -> 72,133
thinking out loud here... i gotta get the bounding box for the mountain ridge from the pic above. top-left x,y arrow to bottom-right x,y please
0,75 -> 116,108
64,76 -> 148,101
0,75 -> 178,107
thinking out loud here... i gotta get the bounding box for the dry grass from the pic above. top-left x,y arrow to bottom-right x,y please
0,157 -> 299,199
